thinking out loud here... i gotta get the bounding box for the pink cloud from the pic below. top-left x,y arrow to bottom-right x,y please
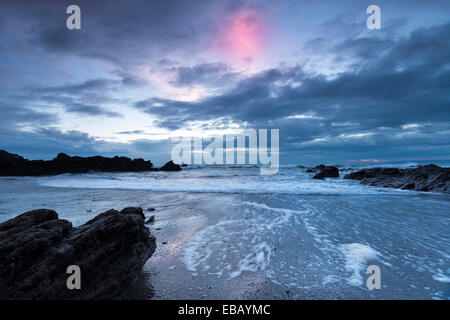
348,159 -> 385,163
218,10 -> 265,62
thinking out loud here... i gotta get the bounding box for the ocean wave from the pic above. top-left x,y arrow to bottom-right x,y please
35,175 -> 409,196
31,166 -> 419,196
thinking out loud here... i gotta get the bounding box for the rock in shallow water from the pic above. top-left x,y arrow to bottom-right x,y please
145,215 -> 155,224
343,164 -> 450,193
307,164 -> 340,179
158,160 -> 182,171
0,207 -> 156,299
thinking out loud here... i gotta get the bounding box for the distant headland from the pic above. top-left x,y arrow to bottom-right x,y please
0,150 -> 181,176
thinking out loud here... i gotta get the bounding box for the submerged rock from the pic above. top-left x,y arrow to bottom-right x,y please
145,215 -> 155,224
0,150 -> 154,176
0,207 -> 156,299
344,164 -> 450,193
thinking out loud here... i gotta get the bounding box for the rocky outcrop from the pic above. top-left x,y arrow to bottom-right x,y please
0,150 -> 185,176
0,207 -> 156,299
344,164 -> 450,193
0,150 -> 155,176
158,160 -> 182,171
307,164 -> 339,179
306,165 -> 323,173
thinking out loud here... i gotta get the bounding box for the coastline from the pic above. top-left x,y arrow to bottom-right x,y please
0,178 -> 449,299
0,152 -> 449,299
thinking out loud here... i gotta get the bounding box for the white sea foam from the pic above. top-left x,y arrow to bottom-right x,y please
229,242 -> 272,279
322,275 -> 341,285
180,201 -> 302,280
34,167 -> 408,196
340,243 -> 380,286
181,218 -> 277,279
181,199 -> 379,291
181,220 -> 237,273
1,168 -> 449,299
433,274 -> 450,283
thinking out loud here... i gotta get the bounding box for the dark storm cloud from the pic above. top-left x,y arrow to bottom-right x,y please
10,76 -> 146,118
0,125 -> 175,164
0,100 -> 57,129
133,22 -> 450,161
39,77 -> 144,95
116,130 -> 146,135
170,63 -> 240,87
135,65 -> 307,128
0,127 -> 97,160
0,0 -> 250,67
1,0 -> 449,163
37,27 -> 81,52
65,103 -> 122,117
136,22 -> 450,131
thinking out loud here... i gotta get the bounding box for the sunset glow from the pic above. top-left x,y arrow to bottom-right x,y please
222,10 -> 265,62
348,159 -> 384,163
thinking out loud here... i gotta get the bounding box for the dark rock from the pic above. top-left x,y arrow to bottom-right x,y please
0,150 -> 154,176
313,171 -> 325,179
0,207 -> 156,299
0,150 -> 26,162
181,164 -> 188,167
344,164 -> 450,193
306,164 -> 326,173
147,208 -> 155,212
310,165 -> 339,179
158,160 -> 182,171
120,207 -> 145,220
145,215 -> 155,224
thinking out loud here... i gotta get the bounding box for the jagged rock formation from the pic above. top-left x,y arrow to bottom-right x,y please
0,207 -> 156,299
0,150 -> 154,176
344,164 -> 450,193
158,160 -> 182,171
0,150 -> 182,175
307,164 -> 340,179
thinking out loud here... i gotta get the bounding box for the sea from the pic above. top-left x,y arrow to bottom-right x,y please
0,161 -> 449,299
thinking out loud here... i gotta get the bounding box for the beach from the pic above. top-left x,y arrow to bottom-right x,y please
0,165 -> 449,299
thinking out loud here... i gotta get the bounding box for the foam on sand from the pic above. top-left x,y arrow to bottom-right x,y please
340,243 -> 380,286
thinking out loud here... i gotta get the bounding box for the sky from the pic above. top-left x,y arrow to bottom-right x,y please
0,0 -> 449,165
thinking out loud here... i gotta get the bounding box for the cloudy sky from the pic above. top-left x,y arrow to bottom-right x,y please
0,0 -> 449,165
